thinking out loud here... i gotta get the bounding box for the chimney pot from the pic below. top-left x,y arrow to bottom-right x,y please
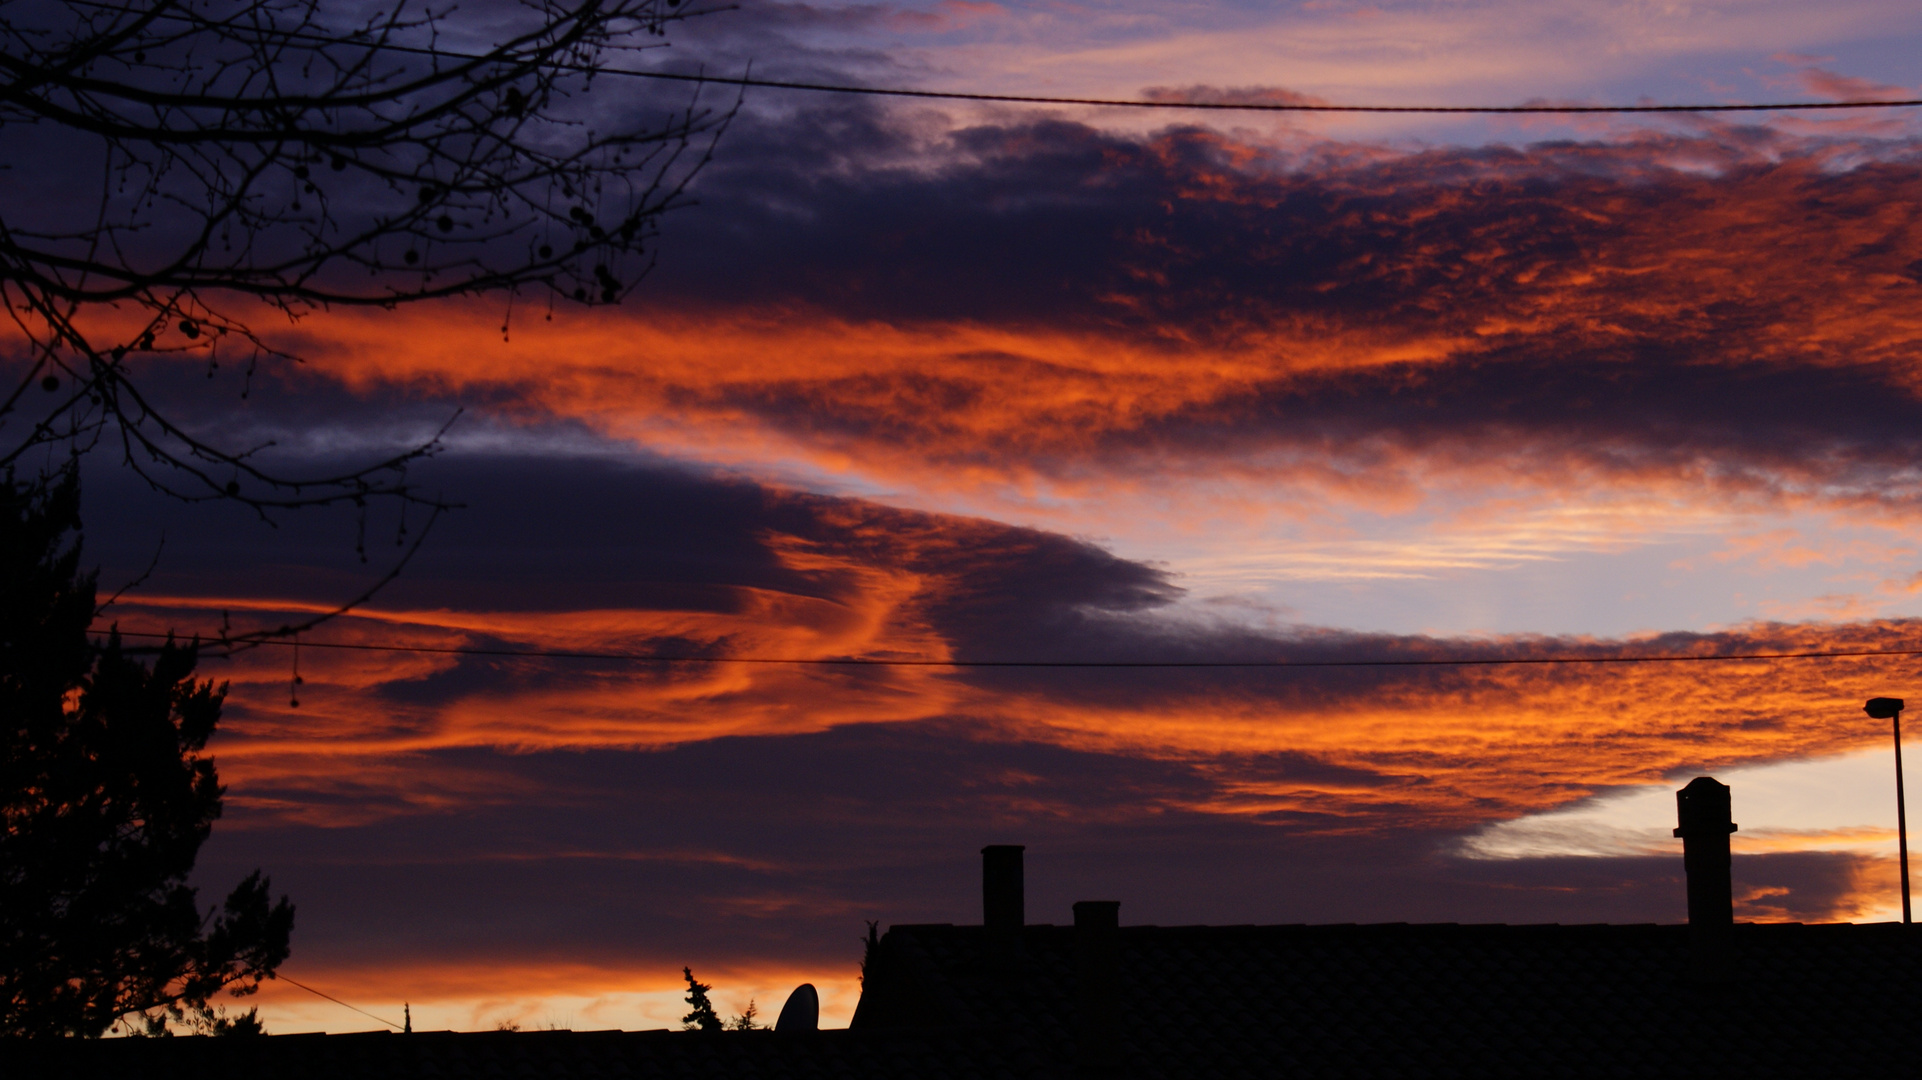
1674,775 -> 1737,982
1674,776 -> 1737,925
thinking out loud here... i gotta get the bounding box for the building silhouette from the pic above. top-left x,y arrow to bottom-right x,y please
17,777 -> 1922,1077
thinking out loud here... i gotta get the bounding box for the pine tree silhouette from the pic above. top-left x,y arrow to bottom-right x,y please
681,968 -> 722,1032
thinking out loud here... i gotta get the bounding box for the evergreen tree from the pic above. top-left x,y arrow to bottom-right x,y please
681,967 -> 722,1032
0,471 -> 293,1036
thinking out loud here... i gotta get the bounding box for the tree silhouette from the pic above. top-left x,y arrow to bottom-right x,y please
2,0 -> 723,1034
1,0 -> 727,642
1,469 -> 293,1036
681,966 -> 721,1032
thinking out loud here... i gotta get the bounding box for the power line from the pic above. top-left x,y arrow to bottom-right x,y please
277,974 -> 404,1030
621,70 -> 1922,116
110,629 -> 1922,669
59,0 -> 1922,116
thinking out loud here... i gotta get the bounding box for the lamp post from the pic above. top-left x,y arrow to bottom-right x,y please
1865,697 -> 1910,924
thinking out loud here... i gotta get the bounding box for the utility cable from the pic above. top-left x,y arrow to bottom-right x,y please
109,628 -> 1922,669
612,70 -> 1922,116
54,0 -> 1922,116
276,974 -> 405,1030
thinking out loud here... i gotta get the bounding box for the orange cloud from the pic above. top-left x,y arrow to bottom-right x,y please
116,553 -> 1922,836
132,128 -> 1909,545
18,127 -> 1922,552
28,122 -> 1922,975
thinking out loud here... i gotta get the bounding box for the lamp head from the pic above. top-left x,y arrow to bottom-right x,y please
1866,697 -> 1905,720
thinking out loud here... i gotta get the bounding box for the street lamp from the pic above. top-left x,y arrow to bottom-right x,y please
1865,696 -> 1910,924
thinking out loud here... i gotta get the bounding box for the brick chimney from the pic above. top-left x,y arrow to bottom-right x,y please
1073,900 -> 1121,1078
1673,776 -> 1737,980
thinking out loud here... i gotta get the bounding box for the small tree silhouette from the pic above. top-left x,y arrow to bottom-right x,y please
728,999 -> 760,1031
680,967 -> 721,1032
860,920 -> 879,985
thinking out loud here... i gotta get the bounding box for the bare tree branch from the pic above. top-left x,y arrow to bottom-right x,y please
1,0 -> 731,638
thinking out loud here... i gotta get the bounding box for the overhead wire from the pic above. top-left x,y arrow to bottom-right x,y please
55,0 -> 1922,116
110,629 -> 1922,669
598,70 -> 1922,116
55,6 -> 1922,676
276,974 -> 405,1030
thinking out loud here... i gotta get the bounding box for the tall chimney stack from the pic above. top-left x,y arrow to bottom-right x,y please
982,845 -> 1024,934
982,845 -> 1024,972
1073,900 -> 1121,1079
1673,776 -> 1737,980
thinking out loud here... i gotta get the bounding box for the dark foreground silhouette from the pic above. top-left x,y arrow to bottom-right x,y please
15,778 -> 1922,1077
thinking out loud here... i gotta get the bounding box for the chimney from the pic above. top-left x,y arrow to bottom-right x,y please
982,844 -> 1024,934
1673,776 -> 1737,980
1073,900 -> 1121,1079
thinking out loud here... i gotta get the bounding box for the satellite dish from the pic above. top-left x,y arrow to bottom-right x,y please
775,983 -> 819,1033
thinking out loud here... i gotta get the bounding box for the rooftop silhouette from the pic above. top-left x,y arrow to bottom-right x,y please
17,776 -> 1922,1078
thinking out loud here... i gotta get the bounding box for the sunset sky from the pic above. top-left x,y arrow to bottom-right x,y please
44,0 -> 1922,1033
